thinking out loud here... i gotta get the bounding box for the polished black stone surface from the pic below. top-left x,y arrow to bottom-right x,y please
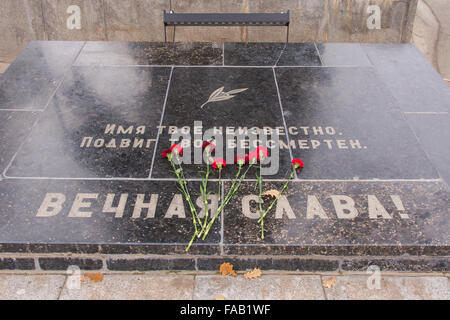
316,43 -> 371,66
0,41 -> 85,110
224,43 -> 322,66
0,111 -> 39,174
275,67 -> 438,179
0,180 -> 219,254
150,67 -> 293,179
406,114 -> 450,185
6,66 -> 170,178
223,181 -> 449,255
363,44 -> 450,112
0,41 -> 448,261
75,42 -> 223,66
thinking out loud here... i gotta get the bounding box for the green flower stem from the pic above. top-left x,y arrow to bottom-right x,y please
168,155 -> 201,235
200,166 -> 222,240
258,169 -> 295,224
202,164 -> 251,240
177,161 -> 203,228
198,159 -> 210,237
256,171 -> 264,239
185,230 -> 198,252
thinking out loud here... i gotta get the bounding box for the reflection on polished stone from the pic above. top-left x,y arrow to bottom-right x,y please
0,111 -> 39,174
0,41 -> 85,110
224,42 -> 321,66
363,44 -> 450,112
6,67 -> 170,178
223,181 -> 450,255
0,179 -> 219,254
275,67 -> 438,179
316,43 -> 371,66
75,42 -> 223,66
406,114 -> 450,184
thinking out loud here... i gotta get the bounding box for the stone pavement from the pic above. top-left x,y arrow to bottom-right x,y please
0,272 -> 448,300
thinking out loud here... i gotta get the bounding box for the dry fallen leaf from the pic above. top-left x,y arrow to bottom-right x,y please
79,275 -> 88,283
219,262 -> 237,277
262,189 -> 281,198
84,272 -> 104,283
322,276 -> 336,288
214,295 -> 226,300
244,268 -> 262,279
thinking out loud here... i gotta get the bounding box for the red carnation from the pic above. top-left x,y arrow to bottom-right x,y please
212,158 -> 226,169
234,155 -> 246,165
256,146 -> 269,160
248,151 -> 258,163
162,144 -> 183,158
248,146 -> 269,163
291,158 -> 304,169
202,141 -> 215,153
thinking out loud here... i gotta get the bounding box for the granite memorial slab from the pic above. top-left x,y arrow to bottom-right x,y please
223,181 -> 449,256
316,43 -> 372,66
275,66 -> 439,179
74,42 -> 223,66
406,114 -> 450,185
224,42 -> 321,66
0,41 -> 448,264
5,66 -> 170,178
0,41 -> 85,110
0,179 -> 219,255
0,111 -> 39,174
362,44 -> 450,113
150,66 -> 293,179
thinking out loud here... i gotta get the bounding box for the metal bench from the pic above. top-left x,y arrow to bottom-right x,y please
163,10 -> 290,42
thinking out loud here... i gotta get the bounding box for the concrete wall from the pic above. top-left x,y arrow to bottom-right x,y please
412,0 -> 450,82
0,0 -> 418,63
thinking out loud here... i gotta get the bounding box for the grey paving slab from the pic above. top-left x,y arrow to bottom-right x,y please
324,275 -> 450,300
194,275 -> 325,300
59,275 -> 194,300
0,275 -> 65,300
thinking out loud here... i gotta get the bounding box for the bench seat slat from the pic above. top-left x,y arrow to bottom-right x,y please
164,12 -> 290,26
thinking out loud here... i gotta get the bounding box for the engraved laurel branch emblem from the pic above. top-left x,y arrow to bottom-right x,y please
200,87 -> 248,109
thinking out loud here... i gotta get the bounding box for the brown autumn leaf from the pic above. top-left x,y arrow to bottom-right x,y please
79,275 -> 88,283
244,268 -> 262,279
84,272 -> 104,283
262,189 -> 281,198
322,276 -> 336,288
219,262 -> 237,277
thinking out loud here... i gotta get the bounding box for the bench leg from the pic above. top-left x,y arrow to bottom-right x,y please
286,25 -> 289,43
164,25 -> 167,43
173,26 -> 176,42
